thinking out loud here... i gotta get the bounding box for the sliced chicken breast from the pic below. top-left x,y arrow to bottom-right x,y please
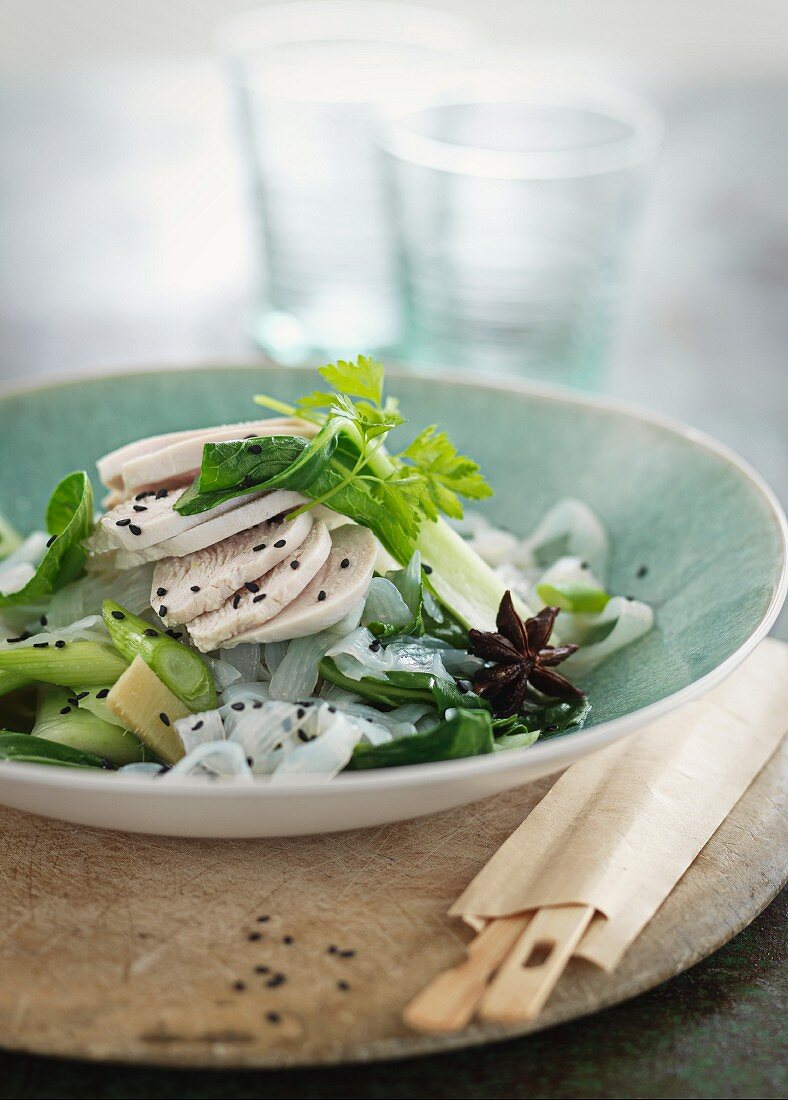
88,488 -> 248,554
151,509 -> 314,625
98,489 -> 309,569
187,520 -> 332,652
248,525 -> 377,643
97,417 -> 315,491
118,418 -> 319,498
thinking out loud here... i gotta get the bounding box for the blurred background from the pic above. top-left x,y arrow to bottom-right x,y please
1,1 -> 786,552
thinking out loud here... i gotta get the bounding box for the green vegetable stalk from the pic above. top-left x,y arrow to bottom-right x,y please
32,685 -> 146,766
0,668 -> 29,698
102,601 -> 216,712
0,641 -> 128,686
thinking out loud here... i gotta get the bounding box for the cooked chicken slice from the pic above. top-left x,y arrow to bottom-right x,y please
87,488 -> 249,554
187,520 -> 332,652
248,525 -> 377,643
118,418 -> 318,498
98,426 -> 210,490
151,510 -> 314,625
97,417 -> 315,491
95,489 -> 308,569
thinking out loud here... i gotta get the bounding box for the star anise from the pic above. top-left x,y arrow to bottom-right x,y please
468,591 -> 585,717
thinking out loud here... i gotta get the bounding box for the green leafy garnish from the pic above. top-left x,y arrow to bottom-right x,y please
181,356 -> 523,629
347,707 -> 494,769
318,658 -> 488,715
0,472 -> 93,607
0,731 -> 115,769
398,425 -> 493,521
0,510 -> 22,561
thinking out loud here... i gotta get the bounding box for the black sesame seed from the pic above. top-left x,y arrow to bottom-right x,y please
144,628 -> 158,638
338,948 -> 356,958
274,539 -> 286,548
155,488 -> 168,499
115,518 -> 132,528
327,705 -> 337,714
266,973 -> 286,988
257,916 -> 270,923
192,721 -> 204,732
159,713 -> 171,726
96,688 -> 109,699
317,590 -> 327,602
6,633 -> 29,644
297,729 -> 310,742
156,587 -> 167,597
246,756 -> 254,767
253,700 -> 263,709
111,610 -> 125,620
245,581 -> 260,593
369,641 -> 381,652
290,560 -> 299,570
248,444 -> 262,454
232,594 -> 241,610
33,641 -> 49,649
55,640 -> 66,649
233,981 -> 246,992
337,980 -> 350,991
231,702 -> 245,712
253,593 -> 266,603
580,561 -> 590,570
190,584 -> 200,592
133,505 -> 148,513
59,706 -> 71,715
256,965 -> 270,974
340,558 -> 350,569
327,945 -> 337,954
158,605 -> 167,617
296,707 -> 305,719
423,563 -> 433,575
253,543 -> 266,552
282,935 -> 293,945
39,616 -> 48,627
166,629 -> 183,639
75,691 -> 89,700
266,1012 -> 281,1024
129,524 -> 142,537
248,932 -> 262,942
636,565 -> 649,578
46,534 -> 57,547
626,595 -> 635,602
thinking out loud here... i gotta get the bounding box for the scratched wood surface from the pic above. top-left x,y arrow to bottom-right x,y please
0,734 -> 784,1069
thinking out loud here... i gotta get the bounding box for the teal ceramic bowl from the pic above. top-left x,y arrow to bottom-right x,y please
0,365 -> 784,836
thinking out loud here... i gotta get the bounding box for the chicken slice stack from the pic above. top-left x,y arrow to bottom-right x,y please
92,422 -> 377,651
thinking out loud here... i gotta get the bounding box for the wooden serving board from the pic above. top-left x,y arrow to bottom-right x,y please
0,731 -> 785,1068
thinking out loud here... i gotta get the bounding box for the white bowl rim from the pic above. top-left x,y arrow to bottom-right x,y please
0,362 -> 785,799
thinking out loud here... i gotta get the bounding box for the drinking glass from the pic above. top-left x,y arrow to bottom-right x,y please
380,69 -> 662,385
219,2 -> 479,363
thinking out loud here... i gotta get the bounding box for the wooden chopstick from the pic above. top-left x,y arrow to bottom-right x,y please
403,914 -> 530,1033
478,904 -> 595,1023
404,904 -> 596,1032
